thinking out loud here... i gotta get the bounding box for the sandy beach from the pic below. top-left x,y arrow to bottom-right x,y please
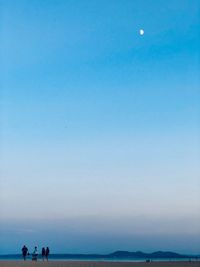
0,261 -> 200,267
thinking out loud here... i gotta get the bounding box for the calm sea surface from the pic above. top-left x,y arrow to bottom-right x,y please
0,255 -> 197,262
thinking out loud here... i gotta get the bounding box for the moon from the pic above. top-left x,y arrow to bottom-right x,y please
139,29 -> 144,35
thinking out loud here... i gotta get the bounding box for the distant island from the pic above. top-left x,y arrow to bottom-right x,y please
50,251 -> 199,260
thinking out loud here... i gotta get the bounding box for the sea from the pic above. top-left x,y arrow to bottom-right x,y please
0,254 -> 198,262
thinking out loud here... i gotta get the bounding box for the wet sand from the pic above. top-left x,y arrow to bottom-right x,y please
0,261 -> 200,267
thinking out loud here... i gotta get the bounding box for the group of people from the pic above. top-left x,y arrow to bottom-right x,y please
22,245 -> 50,261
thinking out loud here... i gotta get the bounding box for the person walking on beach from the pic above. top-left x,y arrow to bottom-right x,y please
42,247 -> 46,261
32,246 -> 38,261
22,245 -> 28,261
45,247 -> 50,261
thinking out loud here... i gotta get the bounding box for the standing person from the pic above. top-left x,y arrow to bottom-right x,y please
45,247 -> 50,261
32,246 -> 38,261
21,245 -> 28,261
42,247 -> 45,261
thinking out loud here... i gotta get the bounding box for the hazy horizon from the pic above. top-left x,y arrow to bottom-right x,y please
0,0 -> 200,254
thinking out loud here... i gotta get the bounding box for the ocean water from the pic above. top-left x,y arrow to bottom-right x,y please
0,254 -> 197,262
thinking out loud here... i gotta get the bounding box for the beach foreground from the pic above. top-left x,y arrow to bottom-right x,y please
0,261 -> 199,267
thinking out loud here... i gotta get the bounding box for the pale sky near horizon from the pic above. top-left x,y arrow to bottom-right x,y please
0,0 -> 200,254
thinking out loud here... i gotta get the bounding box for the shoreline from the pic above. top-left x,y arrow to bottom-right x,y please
0,260 -> 200,267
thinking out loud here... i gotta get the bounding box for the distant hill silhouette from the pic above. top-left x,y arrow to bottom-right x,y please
107,250 -> 189,259
49,250 -> 198,260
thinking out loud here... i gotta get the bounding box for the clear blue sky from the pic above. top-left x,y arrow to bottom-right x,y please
0,0 -> 200,254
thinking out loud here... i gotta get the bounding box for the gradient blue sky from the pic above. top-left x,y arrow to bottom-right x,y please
0,0 -> 200,254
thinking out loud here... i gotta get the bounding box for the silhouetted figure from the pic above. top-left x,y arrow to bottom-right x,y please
22,245 -> 28,261
45,247 -> 50,261
42,247 -> 45,261
32,246 -> 38,261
